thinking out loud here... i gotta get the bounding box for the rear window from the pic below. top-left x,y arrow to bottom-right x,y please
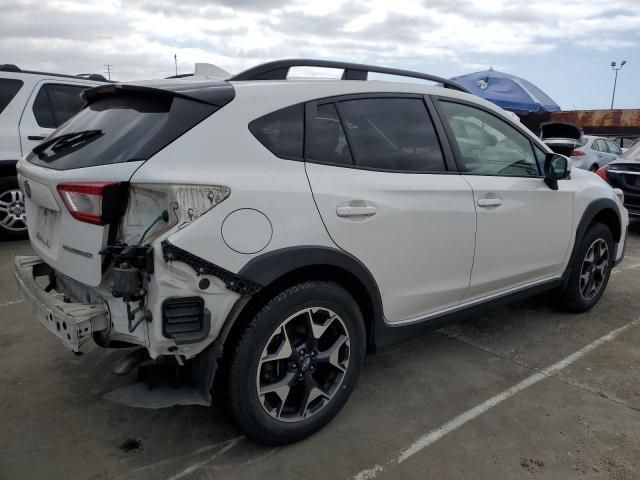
27,90 -> 218,170
249,104 -> 304,159
0,78 -> 23,114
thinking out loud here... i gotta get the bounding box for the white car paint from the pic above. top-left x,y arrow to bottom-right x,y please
461,174 -> 574,300
306,161 -> 476,322
14,74 -> 629,363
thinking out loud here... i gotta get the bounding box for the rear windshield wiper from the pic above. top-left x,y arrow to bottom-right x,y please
32,129 -> 103,156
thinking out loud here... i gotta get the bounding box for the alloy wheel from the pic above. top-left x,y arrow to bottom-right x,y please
579,238 -> 609,300
256,307 -> 350,422
0,188 -> 27,233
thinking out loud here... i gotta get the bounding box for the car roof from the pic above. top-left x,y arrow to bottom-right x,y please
0,70 -> 105,87
230,77 -> 509,115
111,75 -> 513,122
0,64 -> 109,82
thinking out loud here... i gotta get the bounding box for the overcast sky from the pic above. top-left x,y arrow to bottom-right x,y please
2,0 -> 638,109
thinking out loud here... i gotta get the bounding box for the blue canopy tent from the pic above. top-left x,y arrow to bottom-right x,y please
451,69 -> 561,114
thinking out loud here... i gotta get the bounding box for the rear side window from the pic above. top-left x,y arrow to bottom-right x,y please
605,140 -> 622,156
336,98 -> 446,172
249,104 -> 304,159
307,103 -> 353,165
0,78 -> 23,114
27,90 -> 218,170
33,84 -> 87,128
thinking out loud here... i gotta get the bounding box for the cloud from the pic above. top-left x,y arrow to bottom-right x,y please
0,0 -> 638,81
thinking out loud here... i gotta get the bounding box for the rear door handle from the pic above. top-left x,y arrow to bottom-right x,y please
336,205 -> 377,217
477,198 -> 503,207
28,135 -> 46,141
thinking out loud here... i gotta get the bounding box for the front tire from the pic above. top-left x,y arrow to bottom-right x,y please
560,223 -> 614,313
227,281 -> 365,445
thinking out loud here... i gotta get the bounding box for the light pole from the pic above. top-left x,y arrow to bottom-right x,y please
610,60 -> 626,110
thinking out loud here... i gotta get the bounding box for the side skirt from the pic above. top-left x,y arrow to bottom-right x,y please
373,278 -> 562,351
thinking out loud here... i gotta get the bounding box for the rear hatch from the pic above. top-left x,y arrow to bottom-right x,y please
17,81 -> 233,286
540,122 -> 583,157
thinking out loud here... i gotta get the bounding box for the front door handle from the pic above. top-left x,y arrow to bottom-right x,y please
336,205 -> 377,217
28,135 -> 46,141
477,198 -> 503,207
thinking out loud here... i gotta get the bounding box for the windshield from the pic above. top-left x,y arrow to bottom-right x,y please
27,91 -> 217,170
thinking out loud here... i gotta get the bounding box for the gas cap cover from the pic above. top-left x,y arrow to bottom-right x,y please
221,208 -> 272,254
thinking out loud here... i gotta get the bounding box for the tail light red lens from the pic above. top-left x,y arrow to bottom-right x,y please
596,167 -> 609,183
57,182 -> 119,225
571,149 -> 586,156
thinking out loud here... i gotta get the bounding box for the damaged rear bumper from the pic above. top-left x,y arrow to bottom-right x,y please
14,255 -> 109,352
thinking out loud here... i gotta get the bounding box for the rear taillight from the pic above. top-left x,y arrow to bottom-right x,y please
596,167 -> 609,183
571,149 -> 586,156
57,182 -> 123,225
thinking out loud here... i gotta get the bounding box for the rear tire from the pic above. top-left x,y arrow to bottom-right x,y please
559,223 -> 614,313
0,176 -> 28,240
227,281 -> 365,445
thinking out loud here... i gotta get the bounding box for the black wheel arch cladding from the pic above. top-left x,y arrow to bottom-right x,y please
238,245 -> 383,351
563,198 -> 622,286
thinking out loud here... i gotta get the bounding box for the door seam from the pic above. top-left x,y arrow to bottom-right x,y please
460,174 -> 478,300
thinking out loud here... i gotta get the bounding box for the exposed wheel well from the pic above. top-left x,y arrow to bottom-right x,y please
210,265 -> 376,399
591,208 -> 621,242
227,265 -> 374,353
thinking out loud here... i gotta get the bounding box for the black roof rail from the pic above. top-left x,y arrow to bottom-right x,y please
228,59 -> 470,93
165,73 -> 194,79
0,64 -> 21,72
76,73 -> 109,81
0,64 -> 110,82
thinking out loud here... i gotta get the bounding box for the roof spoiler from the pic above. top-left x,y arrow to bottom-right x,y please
81,81 -> 235,107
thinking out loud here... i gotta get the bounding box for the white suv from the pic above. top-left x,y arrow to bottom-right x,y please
0,64 -> 106,238
14,60 -> 628,445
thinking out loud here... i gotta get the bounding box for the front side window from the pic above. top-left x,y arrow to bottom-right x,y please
439,101 -> 539,177
249,104 -> 304,159
336,98 -> 446,172
534,145 -> 547,172
0,78 -> 23,114
33,83 -> 86,129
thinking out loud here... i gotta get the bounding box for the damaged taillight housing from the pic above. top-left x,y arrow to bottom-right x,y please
58,182 -> 124,225
120,184 -> 231,244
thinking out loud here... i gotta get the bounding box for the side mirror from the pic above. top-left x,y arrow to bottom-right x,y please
544,153 -> 570,190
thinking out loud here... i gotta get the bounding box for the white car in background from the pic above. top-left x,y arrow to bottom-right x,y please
0,64 -> 107,238
14,59 -> 628,445
541,123 -> 623,172
570,135 -> 623,172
